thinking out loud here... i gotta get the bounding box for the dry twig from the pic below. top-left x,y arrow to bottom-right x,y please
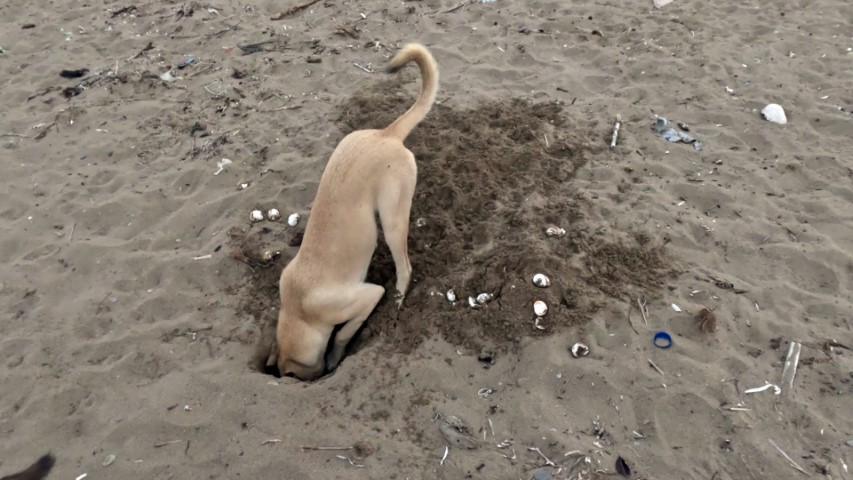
270,0 -> 320,20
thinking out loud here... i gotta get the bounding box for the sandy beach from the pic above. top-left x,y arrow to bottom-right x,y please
1,0 -> 851,478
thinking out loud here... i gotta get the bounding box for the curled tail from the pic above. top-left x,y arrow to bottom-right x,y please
383,43 -> 439,141
0,454 -> 55,480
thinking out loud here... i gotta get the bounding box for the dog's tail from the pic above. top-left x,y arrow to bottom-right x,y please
0,454 -> 55,480
382,43 -> 439,142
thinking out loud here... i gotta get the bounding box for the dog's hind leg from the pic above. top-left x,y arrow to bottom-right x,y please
323,283 -> 385,370
378,157 -> 417,309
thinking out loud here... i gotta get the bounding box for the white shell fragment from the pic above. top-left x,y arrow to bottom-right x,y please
671,303 -> 682,312
287,213 -> 300,227
761,104 -> 788,125
533,300 -> 548,317
571,342 -> 590,358
532,274 -> 551,288
267,208 -> 281,221
468,296 -> 479,308
250,209 -> 264,222
261,250 -> 278,261
545,226 -> 566,237
446,289 -> 457,302
476,293 -> 493,304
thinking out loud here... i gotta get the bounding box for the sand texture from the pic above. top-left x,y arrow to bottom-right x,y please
1,0 -> 851,478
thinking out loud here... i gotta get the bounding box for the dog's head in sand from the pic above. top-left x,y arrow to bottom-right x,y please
252,316 -> 326,381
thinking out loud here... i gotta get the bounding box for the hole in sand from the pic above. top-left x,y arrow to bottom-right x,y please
231,78 -> 675,376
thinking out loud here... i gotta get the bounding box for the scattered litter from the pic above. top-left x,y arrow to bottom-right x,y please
213,158 -> 232,175
446,289 -> 456,302
159,70 -> 176,82
768,438 -> 809,475
440,446 -> 449,465
532,469 -> 551,480
496,439 -> 514,448
177,57 -> 195,69
267,208 -> 281,221
528,447 -> 556,466
780,341 -> 801,394
439,415 -> 479,450
75,474 -> 87,480
335,455 -> 365,468
153,439 -> 184,448
648,359 -> 664,375
353,63 -> 374,73
261,439 -> 282,445
653,331 -> 673,349
270,0 -> 321,20
671,303 -> 682,312
570,342 -> 590,358
545,226 -> 566,237
744,382 -> 781,395
653,0 -> 673,7
287,213 -> 300,227
192,254 -> 212,260
609,114 -> 621,148
102,454 -> 116,467
654,116 -> 703,151
761,104 -> 787,124
615,456 -> 632,477
477,387 -> 495,398
60,69 -> 89,79
533,300 -> 548,316
250,209 -> 264,223
532,273 -> 551,288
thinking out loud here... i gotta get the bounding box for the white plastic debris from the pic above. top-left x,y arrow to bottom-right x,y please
761,104 -> 787,125
744,382 -> 781,395
159,70 -> 176,82
213,158 -> 232,175
287,213 -> 300,227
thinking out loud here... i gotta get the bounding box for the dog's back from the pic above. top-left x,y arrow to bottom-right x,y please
0,454 -> 55,480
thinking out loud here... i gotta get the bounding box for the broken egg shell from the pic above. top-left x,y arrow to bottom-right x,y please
476,293 -> 493,304
468,296 -> 480,308
571,342 -> 590,358
250,209 -> 264,222
267,208 -> 281,221
533,300 -> 548,316
287,213 -> 300,227
545,226 -> 566,237
532,273 -> 551,288
446,289 -> 457,303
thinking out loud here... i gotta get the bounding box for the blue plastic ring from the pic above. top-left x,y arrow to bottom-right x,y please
653,331 -> 673,349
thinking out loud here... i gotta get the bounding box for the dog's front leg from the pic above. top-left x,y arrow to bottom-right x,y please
324,283 -> 386,371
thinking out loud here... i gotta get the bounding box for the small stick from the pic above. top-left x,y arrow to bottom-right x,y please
626,303 -> 639,335
528,447 -> 556,466
0,133 -> 30,138
637,298 -> 649,325
301,445 -> 353,451
67,221 -> 76,244
184,439 -> 190,455
780,341 -> 801,395
154,440 -> 184,448
768,439 -> 808,475
353,63 -> 374,73
262,439 -> 282,445
440,446 -> 449,466
270,0 -> 321,20
610,114 -> 621,148
648,359 -> 664,375
723,406 -> 751,412
444,2 -> 466,13
543,134 -> 549,148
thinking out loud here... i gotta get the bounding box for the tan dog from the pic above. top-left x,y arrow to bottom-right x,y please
268,44 -> 438,380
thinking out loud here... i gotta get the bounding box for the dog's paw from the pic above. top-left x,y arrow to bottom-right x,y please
394,291 -> 406,310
